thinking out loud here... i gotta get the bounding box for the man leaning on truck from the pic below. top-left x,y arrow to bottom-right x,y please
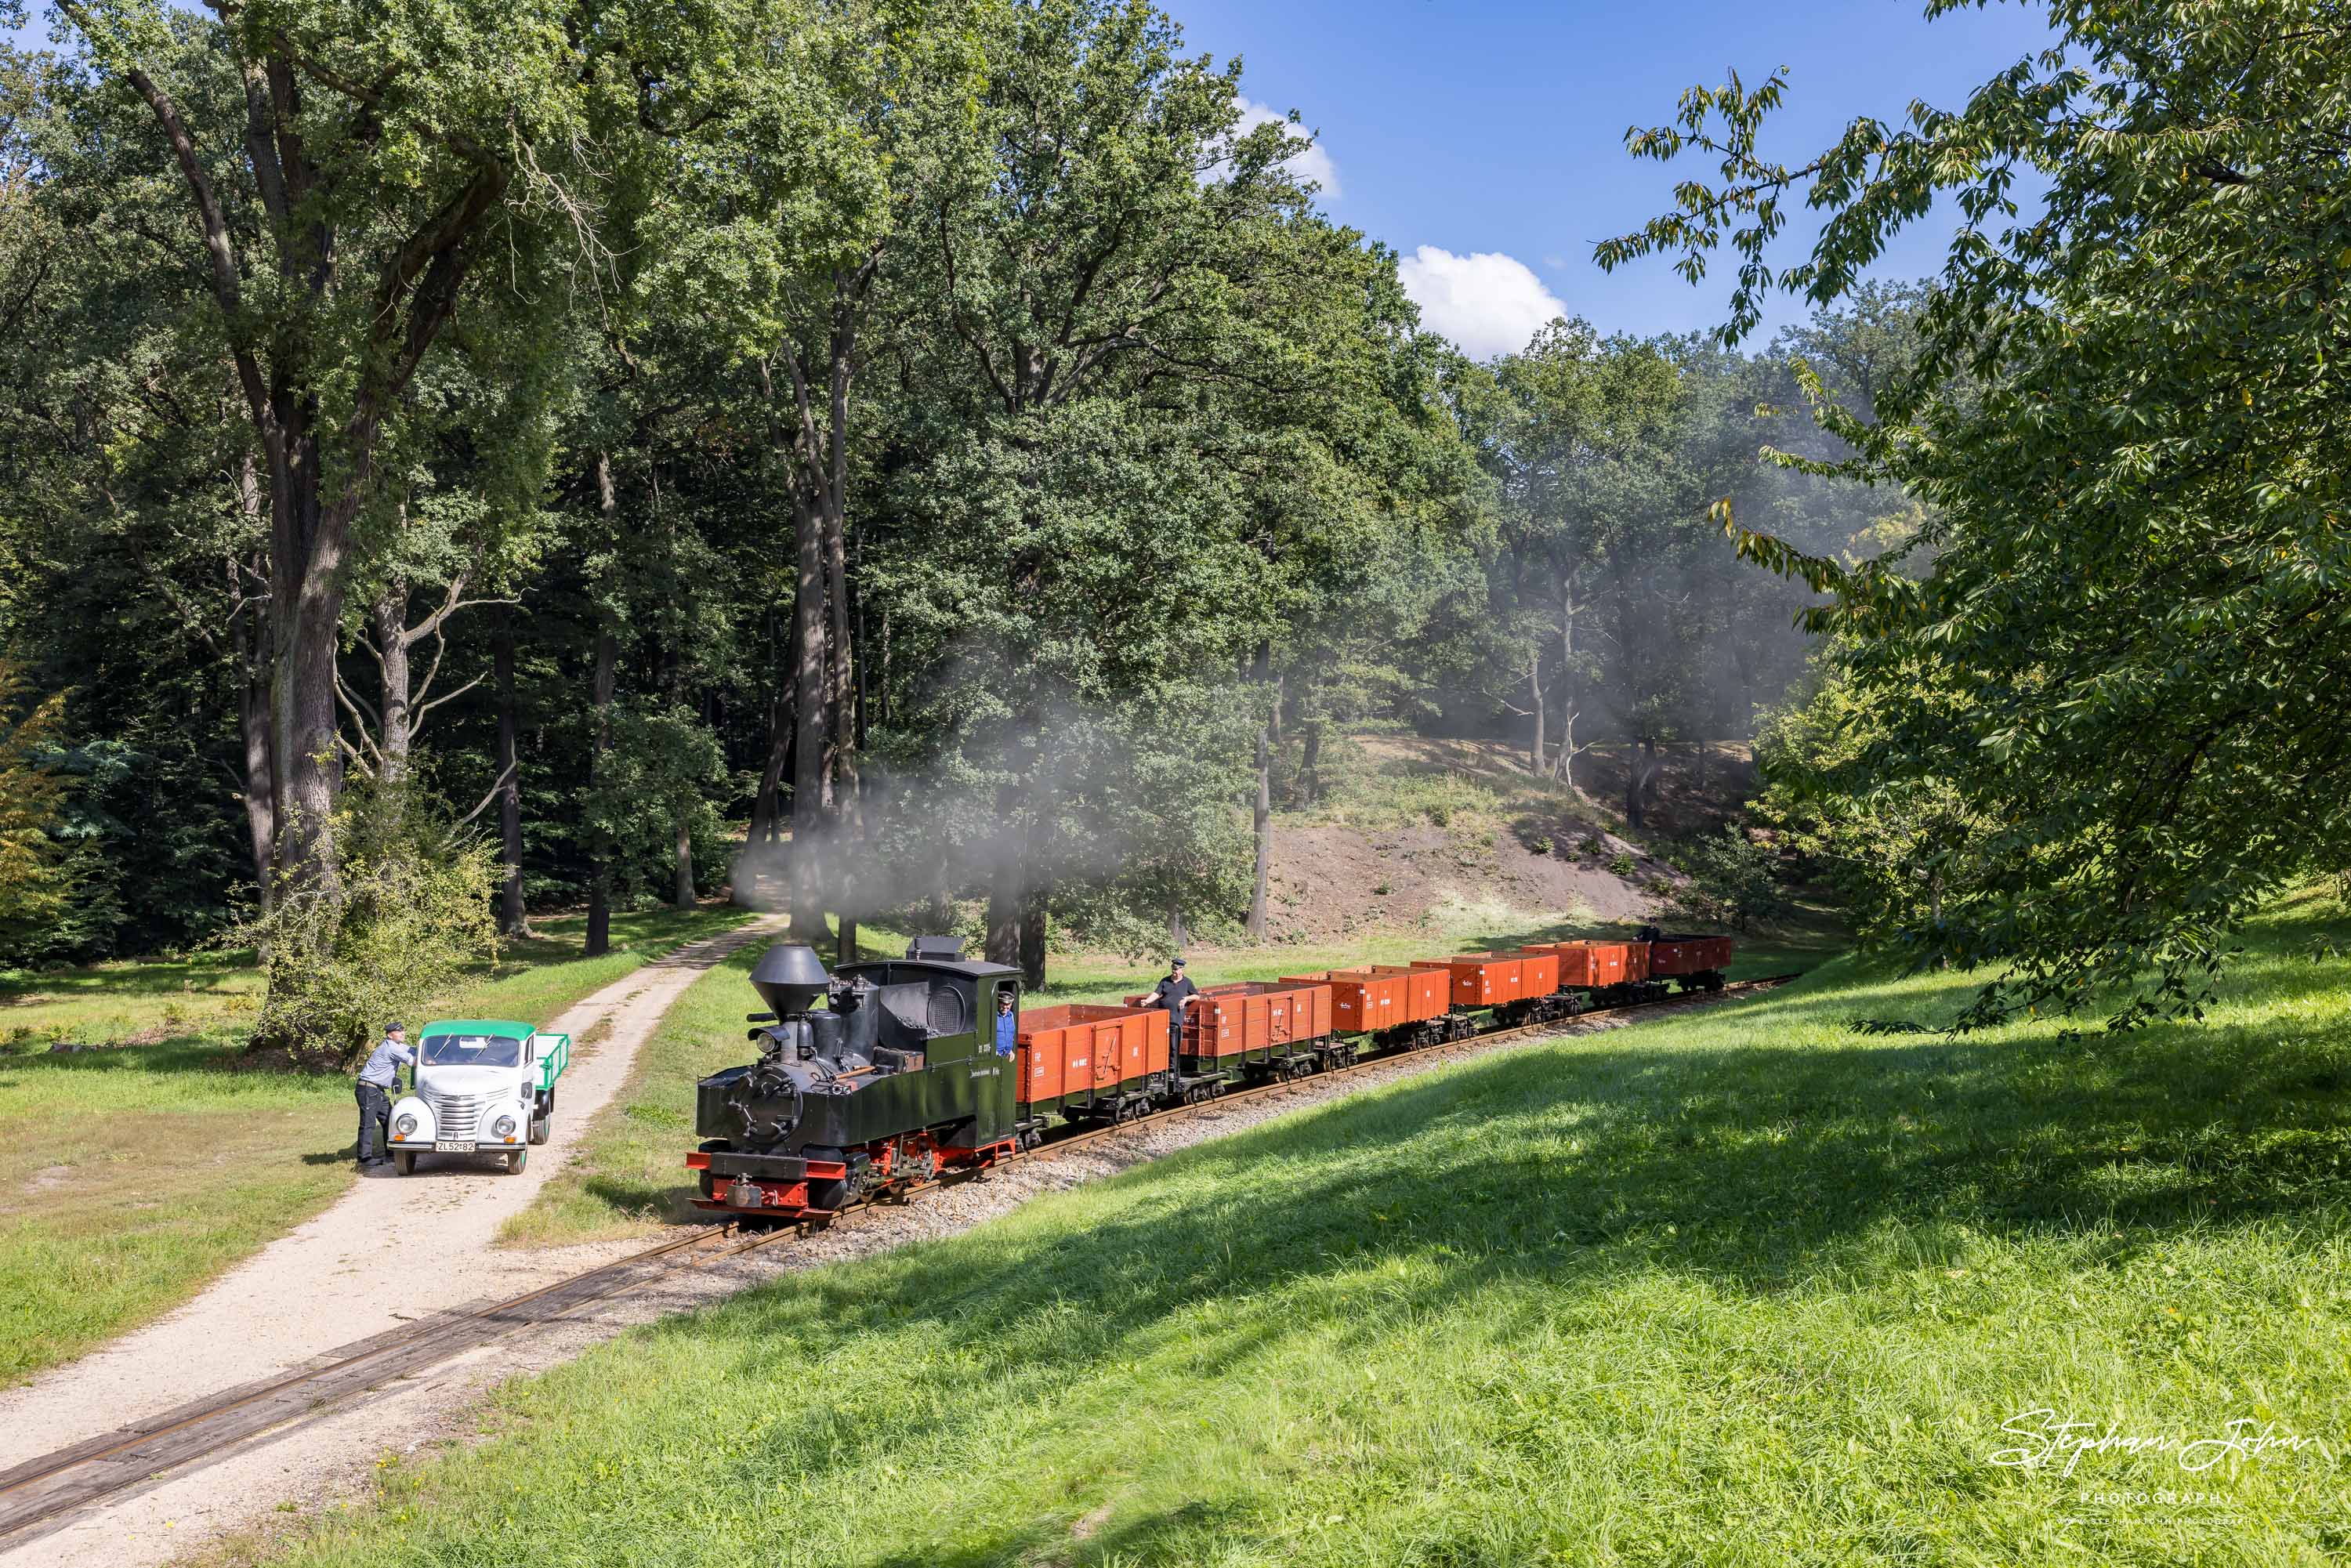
355,1022 -> 413,1176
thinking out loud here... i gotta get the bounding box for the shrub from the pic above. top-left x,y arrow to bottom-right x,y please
1609,853 -> 1637,878
1662,824 -> 1792,933
239,785 -> 503,1070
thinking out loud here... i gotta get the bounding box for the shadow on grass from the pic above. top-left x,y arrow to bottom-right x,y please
642,942 -> 2351,1547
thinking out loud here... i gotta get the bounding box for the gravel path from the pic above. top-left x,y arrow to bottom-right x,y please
0,914 -> 787,1562
0,987 -> 1733,1568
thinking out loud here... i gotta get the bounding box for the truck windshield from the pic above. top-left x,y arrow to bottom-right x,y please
420,1033 -> 522,1067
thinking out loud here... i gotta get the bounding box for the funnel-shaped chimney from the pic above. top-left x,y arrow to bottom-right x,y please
748,943 -> 831,1017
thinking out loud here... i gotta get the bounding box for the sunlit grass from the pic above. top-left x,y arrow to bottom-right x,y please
0,904 -> 752,1385
260,896 -> 2351,1567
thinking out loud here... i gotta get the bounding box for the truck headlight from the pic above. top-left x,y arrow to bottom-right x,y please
394,1114 -> 418,1136
492,1115 -> 518,1139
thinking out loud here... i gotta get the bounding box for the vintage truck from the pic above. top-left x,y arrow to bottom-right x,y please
385,1019 -> 571,1175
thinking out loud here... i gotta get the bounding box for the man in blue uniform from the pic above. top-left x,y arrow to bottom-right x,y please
1142,957 -> 1197,1064
355,1022 -> 414,1176
994,988 -> 1018,1057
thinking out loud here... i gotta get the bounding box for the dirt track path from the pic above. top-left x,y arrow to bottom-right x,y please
0,912 -> 786,1558
0,990 -> 1707,1568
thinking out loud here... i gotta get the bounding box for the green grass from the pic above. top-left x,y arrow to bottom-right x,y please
255,893 -> 2351,1566
501,914 -> 1844,1251
0,905 -> 752,1386
498,943 -> 767,1249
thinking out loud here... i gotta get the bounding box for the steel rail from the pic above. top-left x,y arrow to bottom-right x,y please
0,970 -> 1797,1542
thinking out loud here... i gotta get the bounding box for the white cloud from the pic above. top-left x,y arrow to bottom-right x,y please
1232,96 -> 1339,200
1396,246 -> 1567,360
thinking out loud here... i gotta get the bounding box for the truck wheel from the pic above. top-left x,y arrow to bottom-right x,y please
505,1149 -> 527,1174
528,1114 -> 550,1146
394,1151 -> 415,1176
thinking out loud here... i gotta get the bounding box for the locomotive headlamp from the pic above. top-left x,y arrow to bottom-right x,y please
492,1114 -> 518,1139
394,1114 -> 418,1137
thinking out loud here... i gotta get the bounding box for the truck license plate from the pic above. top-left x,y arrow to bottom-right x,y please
433,1140 -> 476,1153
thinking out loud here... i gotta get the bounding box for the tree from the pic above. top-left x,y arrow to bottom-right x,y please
1601,0 -> 2351,1026
41,0 -> 621,896
0,656 -> 69,958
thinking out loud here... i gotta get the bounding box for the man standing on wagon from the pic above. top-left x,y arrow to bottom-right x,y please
1142,957 -> 1197,1066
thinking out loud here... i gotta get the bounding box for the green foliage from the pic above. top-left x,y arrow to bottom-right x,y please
259,899 -> 2351,1566
579,701 -> 728,902
1603,1 -> 2351,1025
242,789 -> 503,1070
0,656 -> 68,959
1661,822 -> 1788,932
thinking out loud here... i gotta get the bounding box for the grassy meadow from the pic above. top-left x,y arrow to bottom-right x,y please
263,893 -> 2351,1566
500,910 -> 1836,1251
0,905 -> 752,1386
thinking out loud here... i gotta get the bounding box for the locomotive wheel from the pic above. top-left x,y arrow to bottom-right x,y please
698,1170 -> 716,1200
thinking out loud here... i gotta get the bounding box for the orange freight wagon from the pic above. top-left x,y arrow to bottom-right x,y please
1646,934 -> 1735,985
1413,954 -> 1525,1009
1363,964 -> 1451,1023
1188,980 -> 1333,1058
1282,969 -> 1408,1036
1505,948 -> 1560,998
1015,1002 -> 1163,1118
1540,940 -> 1632,989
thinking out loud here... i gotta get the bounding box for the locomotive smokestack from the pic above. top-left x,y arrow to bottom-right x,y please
748,943 -> 831,1018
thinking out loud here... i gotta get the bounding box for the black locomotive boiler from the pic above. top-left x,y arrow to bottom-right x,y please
688,936 -> 1024,1216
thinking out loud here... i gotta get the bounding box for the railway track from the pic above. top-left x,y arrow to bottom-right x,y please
0,972 -> 1795,1546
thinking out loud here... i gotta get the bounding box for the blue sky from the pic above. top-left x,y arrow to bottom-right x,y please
8,1 -> 2062,357
1176,0 -> 2061,353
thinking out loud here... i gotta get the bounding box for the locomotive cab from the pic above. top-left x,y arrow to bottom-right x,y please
690,938 -> 1022,1217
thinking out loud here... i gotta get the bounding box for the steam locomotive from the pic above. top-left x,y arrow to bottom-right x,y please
688,929 -> 1733,1220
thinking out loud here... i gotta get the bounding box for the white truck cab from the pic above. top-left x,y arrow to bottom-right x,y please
386,1018 -> 570,1175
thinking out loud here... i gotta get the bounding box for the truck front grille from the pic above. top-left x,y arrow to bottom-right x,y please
426,1092 -> 485,1139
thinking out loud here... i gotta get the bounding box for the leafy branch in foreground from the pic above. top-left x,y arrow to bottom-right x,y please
1603,2 -> 2351,1029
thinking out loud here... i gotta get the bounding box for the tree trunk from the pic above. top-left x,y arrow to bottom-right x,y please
1298,718 -> 1321,807
1626,738 -> 1658,831
788,489 -> 829,940
1019,885 -> 1048,990
838,918 -> 857,968
747,693 -> 792,846
494,625 -> 529,938
1169,900 -> 1189,953
1248,650 -> 1273,943
374,579 -> 412,787
228,551 -> 275,913
1554,578 -> 1581,795
984,862 -> 1023,971
268,425 -> 348,896
673,811 -> 696,910
585,454 -> 620,958
1527,643 -> 1545,774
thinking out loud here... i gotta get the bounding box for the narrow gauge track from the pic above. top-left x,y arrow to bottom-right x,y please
0,972 -> 1795,1545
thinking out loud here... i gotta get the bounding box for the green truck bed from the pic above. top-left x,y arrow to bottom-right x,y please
533,1031 -> 571,1092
